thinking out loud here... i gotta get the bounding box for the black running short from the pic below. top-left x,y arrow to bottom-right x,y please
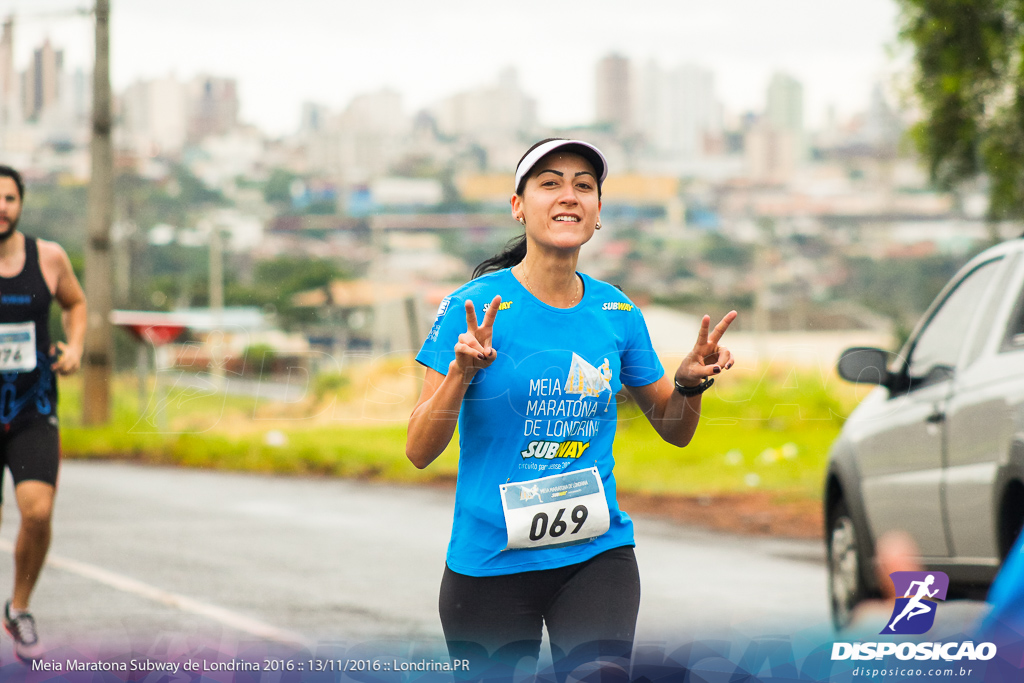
439,545 -> 640,681
0,415 -> 60,502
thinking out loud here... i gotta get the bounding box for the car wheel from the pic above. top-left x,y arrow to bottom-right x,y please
828,500 -> 871,630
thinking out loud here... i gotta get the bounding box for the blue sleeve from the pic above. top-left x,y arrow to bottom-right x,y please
415,294 -> 464,375
978,530 -> 1024,638
620,306 -> 664,387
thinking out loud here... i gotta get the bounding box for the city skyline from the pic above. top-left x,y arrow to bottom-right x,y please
6,0 -> 901,135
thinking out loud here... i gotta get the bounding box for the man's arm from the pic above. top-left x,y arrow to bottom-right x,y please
45,242 -> 86,375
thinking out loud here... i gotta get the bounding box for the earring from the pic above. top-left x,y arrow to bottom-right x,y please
518,216 -> 526,225
595,221 -> 602,230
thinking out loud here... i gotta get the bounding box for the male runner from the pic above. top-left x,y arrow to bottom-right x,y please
0,165 -> 86,661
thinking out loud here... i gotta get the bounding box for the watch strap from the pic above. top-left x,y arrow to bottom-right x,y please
674,377 -> 714,396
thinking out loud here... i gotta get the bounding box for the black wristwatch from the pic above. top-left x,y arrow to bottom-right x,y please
674,377 -> 714,397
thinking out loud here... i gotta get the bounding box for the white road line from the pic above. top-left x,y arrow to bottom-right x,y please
0,539 -> 309,647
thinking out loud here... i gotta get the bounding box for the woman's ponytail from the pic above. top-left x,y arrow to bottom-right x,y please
472,233 -> 527,279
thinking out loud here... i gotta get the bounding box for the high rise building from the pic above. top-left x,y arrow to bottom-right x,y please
0,16 -> 19,130
433,69 -> 536,143
303,89 -> 411,180
634,61 -> 721,162
766,72 -> 803,130
120,76 -> 189,155
339,88 -> 410,179
765,72 -> 804,158
595,53 -> 632,133
22,37 -> 62,122
431,68 -> 538,171
862,83 -> 903,150
742,72 -> 806,183
300,102 -> 330,136
61,67 -> 90,126
745,121 -> 797,184
187,75 -> 239,142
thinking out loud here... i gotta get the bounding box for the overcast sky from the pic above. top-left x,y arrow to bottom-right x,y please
5,0 -> 903,135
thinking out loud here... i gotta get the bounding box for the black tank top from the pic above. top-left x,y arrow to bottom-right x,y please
0,236 -> 56,423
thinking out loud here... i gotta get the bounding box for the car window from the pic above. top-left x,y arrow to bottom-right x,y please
907,258 -> 1001,388
964,253 -> 1019,365
1000,256 -> 1024,353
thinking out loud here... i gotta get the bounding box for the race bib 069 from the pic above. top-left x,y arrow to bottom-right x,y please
0,322 -> 36,373
500,467 -> 611,550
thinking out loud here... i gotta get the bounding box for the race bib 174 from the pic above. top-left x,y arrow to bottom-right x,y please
0,322 -> 36,373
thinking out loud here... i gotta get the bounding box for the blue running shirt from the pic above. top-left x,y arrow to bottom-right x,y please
416,269 -> 664,576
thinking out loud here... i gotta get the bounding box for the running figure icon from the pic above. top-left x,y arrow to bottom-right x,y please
518,484 -> 540,502
888,574 -> 939,632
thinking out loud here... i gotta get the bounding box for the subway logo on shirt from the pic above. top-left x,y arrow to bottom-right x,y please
521,440 -> 591,459
602,302 -> 634,311
483,300 -> 514,312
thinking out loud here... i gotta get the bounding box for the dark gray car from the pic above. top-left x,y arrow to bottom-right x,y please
825,237 -> 1024,629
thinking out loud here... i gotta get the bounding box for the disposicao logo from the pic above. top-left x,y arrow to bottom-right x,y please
883,571 -> 948,635
831,569 -> 997,664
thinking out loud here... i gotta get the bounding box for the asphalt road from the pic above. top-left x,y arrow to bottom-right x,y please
0,462 -> 822,645
0,461 -> 985,663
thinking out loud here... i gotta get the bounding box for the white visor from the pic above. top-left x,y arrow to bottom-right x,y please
514,139 -> 608,193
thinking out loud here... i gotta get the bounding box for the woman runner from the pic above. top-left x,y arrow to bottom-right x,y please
407,138 -> 736,679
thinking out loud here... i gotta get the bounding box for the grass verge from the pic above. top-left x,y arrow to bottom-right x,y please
58,362 -> 868,501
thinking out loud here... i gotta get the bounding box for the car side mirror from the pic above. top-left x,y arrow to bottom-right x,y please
837,347 -> 892,387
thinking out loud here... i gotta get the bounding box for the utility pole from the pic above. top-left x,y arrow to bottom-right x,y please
83,0 -> 113,425
208,224 -> 225,387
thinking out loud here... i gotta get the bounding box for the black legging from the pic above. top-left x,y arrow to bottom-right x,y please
439,546 -> 640,681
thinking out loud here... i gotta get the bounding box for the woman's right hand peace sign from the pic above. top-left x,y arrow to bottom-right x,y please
453,295 -> 502,376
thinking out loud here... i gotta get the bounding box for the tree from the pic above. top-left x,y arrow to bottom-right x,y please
225,256 -> 350,330
263,168 -> 298,205
898,1 -> 1024,220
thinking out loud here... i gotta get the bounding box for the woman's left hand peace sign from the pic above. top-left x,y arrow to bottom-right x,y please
675,310 -> 737,387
